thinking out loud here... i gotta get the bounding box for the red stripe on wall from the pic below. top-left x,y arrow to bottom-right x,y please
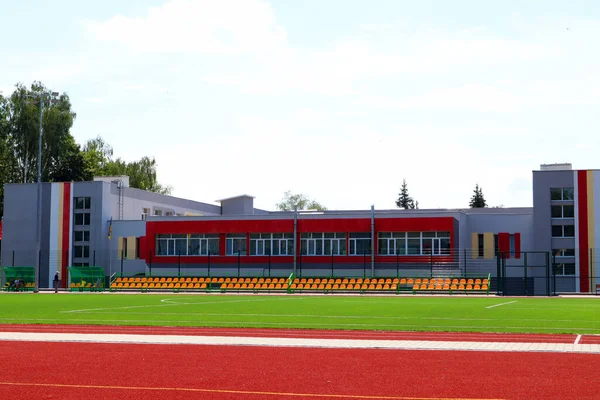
577,171 -> 590,292
498,233 -> 509,259
514,233 -> 521,259
61,183 -> 71,288
138,236 -> 147,259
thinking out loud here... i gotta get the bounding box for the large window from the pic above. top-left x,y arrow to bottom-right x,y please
553,263 -> 575,276
74,231 -> 90,242
550,187 -> 574,201
226,234 -> 246,255
74,245 -> 90,258
349,233 -> 371,255
553,248 -> 575,257
74,213 -> 91,226
250,233 -> 294,255
551,225 -> 575,238
380,232 -> 450,256
75,197 -> 91,210
300,233 -> 346,256
551,205 -> 574,218
156,234 -> 219,256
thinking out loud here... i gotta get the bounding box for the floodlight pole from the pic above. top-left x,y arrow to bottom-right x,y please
34,94 -> 44,293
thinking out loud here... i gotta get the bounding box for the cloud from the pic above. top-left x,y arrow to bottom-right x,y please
82,0 -> 286,54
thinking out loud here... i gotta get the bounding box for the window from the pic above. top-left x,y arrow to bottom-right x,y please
550,188 -> 574,201
553,263 -> 575,276
72,262 -> 90,267
300,233 -> 346,256
551,225 -> 575,238
74,231 -> 90,242
156,234 -> 219,256
154,209 -> 162,216
349,233 -> 371,255
509,234 -> 516,257
226,234 -> 246,255
74,245 -> 90,258
74,213 -> 91,226
551,205 -> 574,218
477,234 -> 484,258
379,232 -> 450,256
553,248 -> 575,257
165,211 -> 174,216
250,233 -> 295,255
75,197 -> 91,210
141,208 -> 150,220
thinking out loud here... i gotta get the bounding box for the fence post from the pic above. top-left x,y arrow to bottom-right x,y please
12,251 -> 15,267
396,251 -> 399,278
545,252 -> 550,296
464,248 -> 468,277
120,249 -> 124,277
430,254 -> 433,278
363,251 -> 367,279
237,251 -> 241,277
178,254 -> 181,277
331,251 -> 334,278
268,250 -> 271,277
524,252 -> 528,296
496,254 -> 501,296
208,252 -> 211,278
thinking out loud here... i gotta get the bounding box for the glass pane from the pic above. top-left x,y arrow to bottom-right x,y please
226,239 -> 233,255
83,246 -> 90,258
564,248 -> 575,257
171,234 -> 186,239
288,240 -> 294,255
422,232 -> 436,238
273,233 -> 283,239
562,188 -> 574,200
349,232 -> 370,239
393,232 -> 405,238
563,205 -> 574,218
551,205 -> 563,218
407,239 -> 420,255
407,232 -> 420,238
396,238 -> 406,255
332,240 -> 339,255
301,240 -> 307,255
349,240 -> 355,255
272,241 -> 280,255
551,225 -> 563,237
250,234 -> 260,239
378,239 -> 388,255
564,263 -> 576,275
280,240 -> 286,255
316,239 -> 323,255
168,241 -> 175,255
422,239 -> 432,254
324,240 -> 331,255
75,231 -> 83,241
188,239 -> 200,255
339,240 -> 347,255
379,232 -> 391,239
175,239 -> 187,255
157,234 -> 171,239
156,240 -> 168,255
324,233 -> 335,239
563,225 -> 575,237
265,240 -> 271,255
250,241 -> 257,255
207,239 -> 219,255
440,239 -> 450,254
437,232 -> 450,238
550,188 -> 562,200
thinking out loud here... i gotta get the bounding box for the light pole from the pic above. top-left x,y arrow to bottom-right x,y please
30,90 -> 59,293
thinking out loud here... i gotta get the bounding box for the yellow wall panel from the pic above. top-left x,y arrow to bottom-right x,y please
127,236 -> 137,259
471,233 -> 478,259
483,232 -> 494,259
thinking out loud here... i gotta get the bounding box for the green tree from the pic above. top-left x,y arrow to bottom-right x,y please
83,136 -> 172,195
469,183 -> 487,208
396,179 -> 418,209
276,191 -> 327,211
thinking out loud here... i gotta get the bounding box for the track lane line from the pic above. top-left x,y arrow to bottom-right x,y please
574,334 -> 582,344
0,381 -> 503,400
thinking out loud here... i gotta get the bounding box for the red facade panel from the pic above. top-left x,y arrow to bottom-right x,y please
514,233 -> 521,259
577,170 -> 589,292
498,233 -> 509,259
143,217 -> 456,264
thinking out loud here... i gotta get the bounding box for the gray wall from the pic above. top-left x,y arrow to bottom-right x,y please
220,197 -> 255,216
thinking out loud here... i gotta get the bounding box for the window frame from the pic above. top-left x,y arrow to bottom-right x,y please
75,197 -> 91,210
156,234 -> 219,256
551,225 -> 575,238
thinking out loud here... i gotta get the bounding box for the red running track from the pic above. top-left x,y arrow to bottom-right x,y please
0,340 -> 598,400
0,324 -> 593,343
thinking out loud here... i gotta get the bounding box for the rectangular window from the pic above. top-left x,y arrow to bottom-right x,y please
165,211 -> 174,216
551,225 -> 575,238
226,234 -> 246,255
550,187 -> 574,201
74,245 -> 90,258
74,213 -> 91,226
349,232 -> 371,255
553,263 -> 576,276
551,205 -> 575,218
509,234 -> 515,257
154,209 -> 162,216
553,248 -> 575,257
477,234 -> 484,258
141,208 -> 150,220
75,197 -> 91,210
156,234 -> 219,256
74,231 -> 90,242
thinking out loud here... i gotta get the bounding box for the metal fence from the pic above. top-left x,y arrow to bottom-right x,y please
2,248 -> 599,296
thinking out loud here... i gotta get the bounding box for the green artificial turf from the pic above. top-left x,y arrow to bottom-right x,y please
1,293 -> 599,334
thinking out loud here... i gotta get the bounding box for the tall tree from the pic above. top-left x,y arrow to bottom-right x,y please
396,179 -> 418,209
82,137 -> 172,195
276,191 -> 327,211
469,183 -> 487,208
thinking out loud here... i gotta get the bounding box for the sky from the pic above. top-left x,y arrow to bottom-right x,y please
1,0 -> 599,211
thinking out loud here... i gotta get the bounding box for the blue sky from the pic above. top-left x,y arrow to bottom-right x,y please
2,0 -> 599,210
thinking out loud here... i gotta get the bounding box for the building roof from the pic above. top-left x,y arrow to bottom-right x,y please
216,195 -> 256,202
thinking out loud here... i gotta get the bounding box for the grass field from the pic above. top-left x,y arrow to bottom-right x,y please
1,293 -> 599,334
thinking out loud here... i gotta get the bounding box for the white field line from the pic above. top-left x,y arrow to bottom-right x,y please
62,311 -> 595,325
62,297 -> 296,314
486,301 -> 517,309
1,332 -> 600,354
574,334 -> 582,344
1,317 -> 599,332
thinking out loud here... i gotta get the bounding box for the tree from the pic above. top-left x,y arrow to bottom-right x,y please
469,184 -> 487,208
276,191 -> 327,211
396,179 -> 418,209
82,136 -> 173,195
